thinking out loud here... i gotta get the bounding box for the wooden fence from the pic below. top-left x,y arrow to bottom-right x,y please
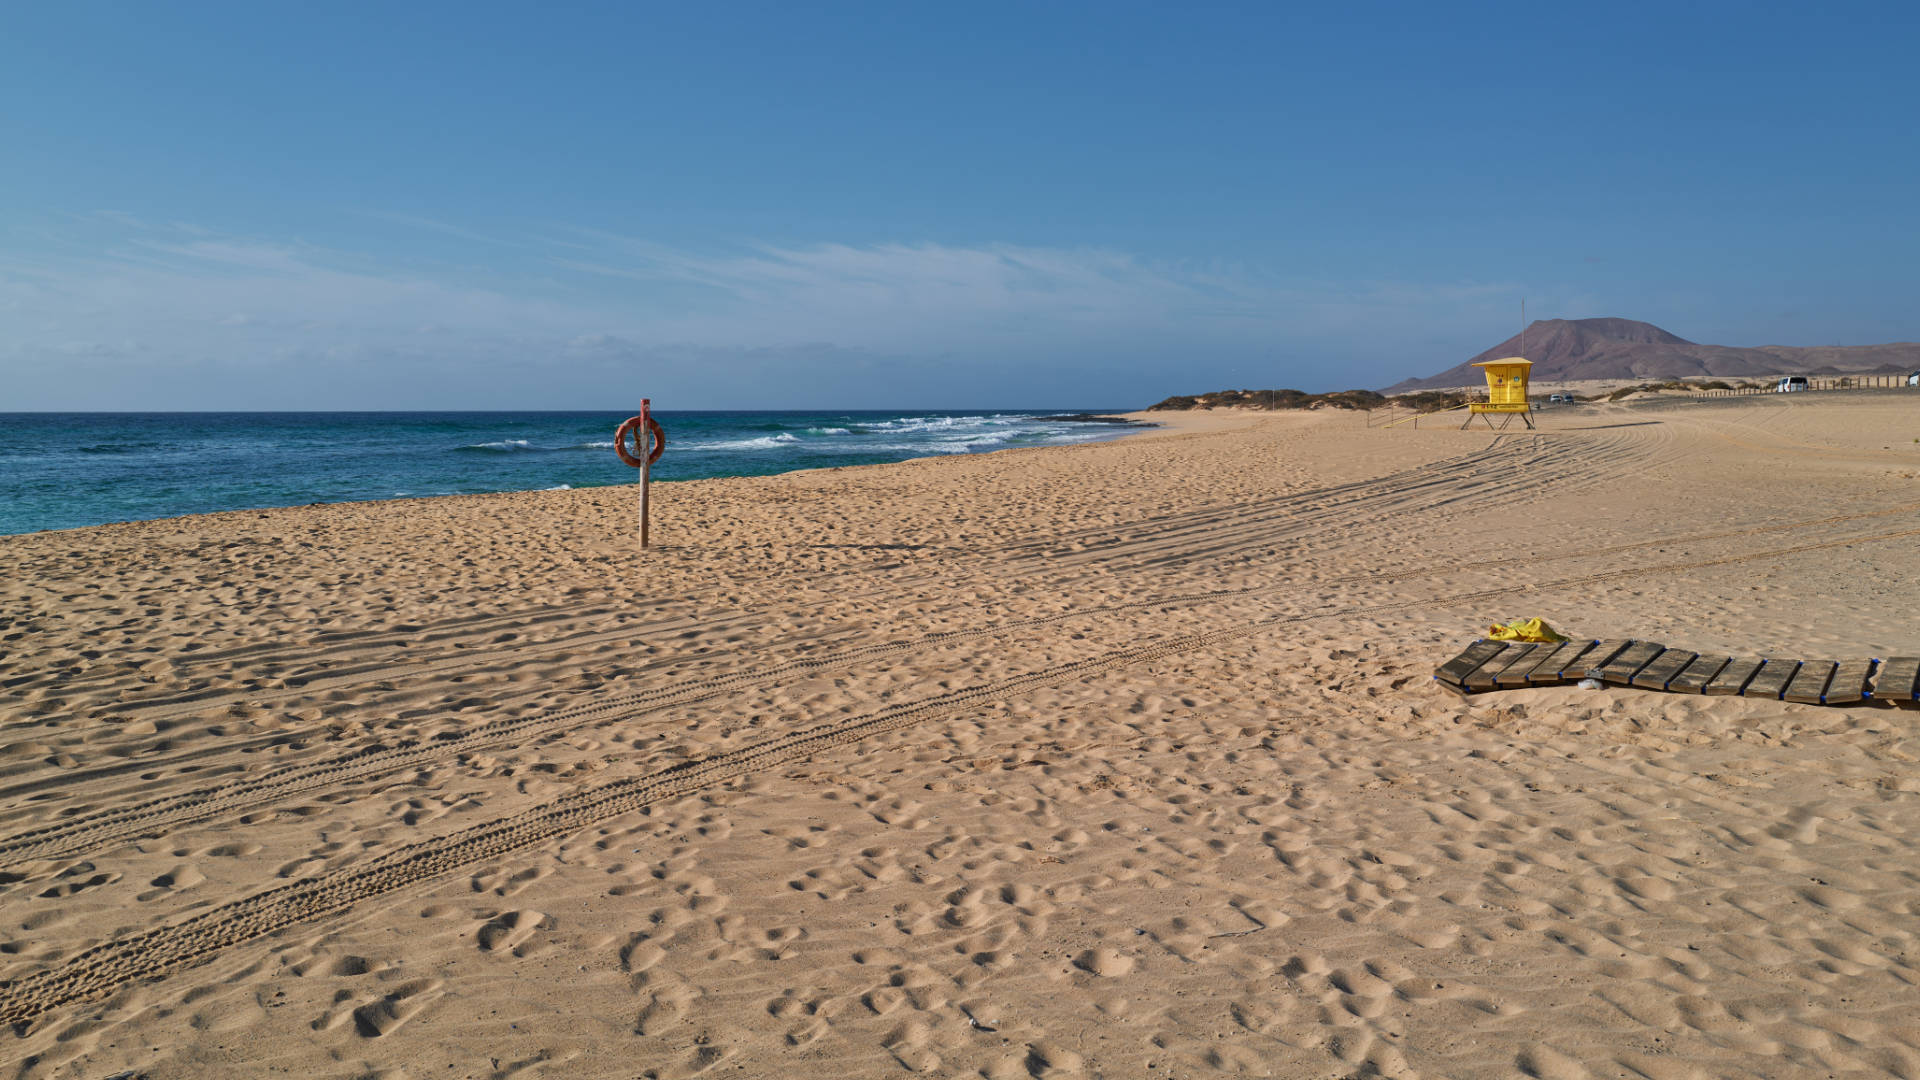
1689,373 -> 1918,398
1365,374 -> 1917,425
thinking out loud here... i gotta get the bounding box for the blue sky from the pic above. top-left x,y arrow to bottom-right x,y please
4,1 -> 1916,409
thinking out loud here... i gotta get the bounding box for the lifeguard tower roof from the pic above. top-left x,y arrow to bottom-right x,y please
1462,356 -> 1535,429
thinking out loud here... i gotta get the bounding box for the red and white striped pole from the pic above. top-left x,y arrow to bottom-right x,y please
638,398 -> 651,550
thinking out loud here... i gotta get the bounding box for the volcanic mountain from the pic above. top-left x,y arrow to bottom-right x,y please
1386,318 -> 1920,391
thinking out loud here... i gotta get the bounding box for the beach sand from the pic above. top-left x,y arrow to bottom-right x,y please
4,392 -> 1920,1079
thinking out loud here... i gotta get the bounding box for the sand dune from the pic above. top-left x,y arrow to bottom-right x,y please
4,393 -> 1920,1078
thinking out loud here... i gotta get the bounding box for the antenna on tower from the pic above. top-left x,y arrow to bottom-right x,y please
1521,299 -> 1526,358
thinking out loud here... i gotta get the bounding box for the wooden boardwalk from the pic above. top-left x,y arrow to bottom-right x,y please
1434,638 -> 1920,706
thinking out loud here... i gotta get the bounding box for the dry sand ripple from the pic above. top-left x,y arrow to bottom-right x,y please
4,399 -> 1920,1078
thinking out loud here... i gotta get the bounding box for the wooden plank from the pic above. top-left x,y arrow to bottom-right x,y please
1632,648 -> 1699,690
1465,643 -> 1528,690
1483,642 -> 1541,688
1743,659 -> 1801,700
1495,641 -> 1561,686
1593,640 -> 1665,685
1572,639 -> 1631,679
1524,640 -> 1598,686
1668,654 -> 1730,695
1824,659 -> 1874,705
1871,656 -> 1920,701
1705,657 -> 1762,696
1434,640 -> 1504,687
1496,642 -> 1561,686
1783,660 -> 1837,704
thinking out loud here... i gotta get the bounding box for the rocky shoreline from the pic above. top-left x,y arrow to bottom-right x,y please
1034,413 -> 1155,425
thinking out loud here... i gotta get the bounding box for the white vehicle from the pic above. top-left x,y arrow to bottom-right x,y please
1908,371 -> 1919,387
1776,376 -> 1809,393
1547,393 -> 1573,404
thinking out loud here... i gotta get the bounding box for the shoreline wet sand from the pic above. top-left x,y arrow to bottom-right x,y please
4,395 -> 1920,1078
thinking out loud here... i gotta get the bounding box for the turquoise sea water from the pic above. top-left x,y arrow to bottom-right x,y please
0,410 -> 1142,535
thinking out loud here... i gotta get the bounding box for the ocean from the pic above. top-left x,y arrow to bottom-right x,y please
0,410 -> 1145,536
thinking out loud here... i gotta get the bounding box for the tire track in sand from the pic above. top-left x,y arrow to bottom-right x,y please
1,437 -> 1555,783
15,426 -> 1662,770
22,438 -> 1528,714
5,522 -> 1918,1027
4,492 -> 1914,867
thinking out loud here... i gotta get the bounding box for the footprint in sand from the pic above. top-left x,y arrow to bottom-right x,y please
351,979 -> 444,1038
477,910 -> 552,954
471,864 -> 553,896
1515,1042 -> 1595,1080
785,1018 -> 829,1046
882,1016 -> 940,1062
37,869 -> 121,899
311,977 -> 442,1037
1074,947 -> 1135,977
135,862 -> 206,902
635,981 -> 698,1035
639,1044 -> 733,1080
765,987 -> 817,1019
1023,1042 -> 1086,1078
1229,997 -> 1292,1034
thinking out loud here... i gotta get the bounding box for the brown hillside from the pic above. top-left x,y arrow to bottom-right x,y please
1387,318 -> 1920,391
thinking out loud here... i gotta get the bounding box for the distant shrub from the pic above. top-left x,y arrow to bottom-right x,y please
1390,390 -> 1469,413
1605,380 -> 1693,401
1312,389 -> 1389,410
1149,388 -> 1389,412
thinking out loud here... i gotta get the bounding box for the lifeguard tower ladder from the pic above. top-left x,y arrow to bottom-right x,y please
1463,357 -> 1535,430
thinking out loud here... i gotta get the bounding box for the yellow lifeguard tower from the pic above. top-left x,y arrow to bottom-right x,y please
1463,357 -> 1535,429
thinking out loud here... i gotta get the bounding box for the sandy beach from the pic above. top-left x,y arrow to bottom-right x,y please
5,392 -> 1920,1079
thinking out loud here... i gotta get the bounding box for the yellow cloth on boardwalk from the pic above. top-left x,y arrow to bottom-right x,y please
1487,617 -> 1567,643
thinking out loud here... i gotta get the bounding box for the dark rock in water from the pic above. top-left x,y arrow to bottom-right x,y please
1036,414 -> 1151,425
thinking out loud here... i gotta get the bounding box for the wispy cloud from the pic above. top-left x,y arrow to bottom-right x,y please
356,210 -> 518,247
0,214 -> 1526,408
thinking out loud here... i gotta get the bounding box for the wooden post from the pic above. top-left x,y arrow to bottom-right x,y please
638,398 -> 652,550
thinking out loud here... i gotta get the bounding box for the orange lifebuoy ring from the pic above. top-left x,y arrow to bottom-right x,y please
614,414 -> 665,467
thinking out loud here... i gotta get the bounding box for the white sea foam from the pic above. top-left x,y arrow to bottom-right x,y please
462,439 -> 538,452
871,414 -> 1036,435
806,427 -> 851,435
702,433 -> 802,450
923,430 -> 1021,452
